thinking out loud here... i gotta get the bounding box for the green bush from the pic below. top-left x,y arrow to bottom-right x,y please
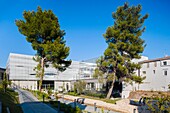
103,99 -> 120,104
49,101 -> 82,113
68,91 -> 79,96
7,88 -> 15,92
84,91 -> 106,98
146,94 -> 170,112
0,86 -> 23,113
47,89 -> 52,96
31,90 -> 49,100
49,100 -> 55,105
74,80 -> 86,94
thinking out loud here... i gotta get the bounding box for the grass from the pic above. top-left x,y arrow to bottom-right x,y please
31,91 -> 43,101
103,98 -> 121,104
0,85 -> 23,113
77,95 -> 121,104
67,91 -> 121,104
27,90 -> 49,102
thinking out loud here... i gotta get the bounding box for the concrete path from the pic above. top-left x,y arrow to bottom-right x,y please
15,89 -> 57,113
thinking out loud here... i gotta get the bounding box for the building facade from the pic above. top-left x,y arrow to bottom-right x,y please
122,56 -> 170,98
0,68 -> 5,82
6,53 -> 100,92
138,56 -> 170,91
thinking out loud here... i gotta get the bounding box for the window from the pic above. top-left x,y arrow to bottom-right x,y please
153,70 -> 155,74
143,71 -> 146,74
154,62 -> 157,67
147,63 -> 149,68
163,61 -> 167,66
164,70 -> 167,76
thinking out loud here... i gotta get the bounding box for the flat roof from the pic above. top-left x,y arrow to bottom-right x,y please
139,56 -> 170,64
0,68 -> 5,71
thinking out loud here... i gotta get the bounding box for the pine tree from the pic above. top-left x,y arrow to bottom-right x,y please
16,6 -> 71,91
95,3 -> 148,99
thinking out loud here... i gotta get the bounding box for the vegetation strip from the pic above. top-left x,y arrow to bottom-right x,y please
0,86 -> 23,113
59,94 -> 126,113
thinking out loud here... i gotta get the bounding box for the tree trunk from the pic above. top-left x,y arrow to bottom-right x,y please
106,78 -> 115,99
38,58 -> 45,91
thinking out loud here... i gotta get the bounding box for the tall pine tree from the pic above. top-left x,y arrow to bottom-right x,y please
94,3 -> 148,99
16,7 -> 71,91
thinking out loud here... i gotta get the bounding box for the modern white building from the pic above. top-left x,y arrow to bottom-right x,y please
6,53 -> 100,92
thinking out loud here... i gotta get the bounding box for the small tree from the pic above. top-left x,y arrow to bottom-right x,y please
95,3 -> 148,99
2,71 -> 9,92
16,6 -> 71,91
74,80 -> 86,94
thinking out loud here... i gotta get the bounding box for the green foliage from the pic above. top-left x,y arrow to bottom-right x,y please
2,71 -> 11,92
49,101 -> 82,113
103,99 -> 120,104
131,75 -> 146,90
95,2 -> 148,98
31,90 -> 49,100
75,106 -> 82,113
146,94 -> 170,112
168,84 -> 170,90
68,91 -> 79,96
84,90 -> 106,98
101,108 -> 104,113
46,84 -> 53,96
132,75 -> 146,83
16,6 -> 71,90
74,80 -> 86,94
0,86 -> 23,113
33,56 -> 41,78
62,82 -> 66,92
47,89 -> 52,96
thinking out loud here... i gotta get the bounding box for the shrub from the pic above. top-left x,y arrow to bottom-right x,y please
47,89 -> 52,96
146,94 -> 170,112
7,88 -> 15,92
68,91 -> 79,96
84,90 -> 106,98
49,101 -> 82,113
103,99 -> 120,104
74,80 -> 86,94
75,106 -> 81,113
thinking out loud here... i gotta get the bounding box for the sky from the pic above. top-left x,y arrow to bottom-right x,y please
0,0 -> 170,68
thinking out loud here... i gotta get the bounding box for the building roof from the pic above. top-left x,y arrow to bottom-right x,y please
82,57 -> 98,63
0,68 -> 5,73
139,56 -> 170,64
0,68 -> 5,71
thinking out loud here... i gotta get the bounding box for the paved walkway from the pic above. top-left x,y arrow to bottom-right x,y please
58,94 -> 139,113
15,89 -> 57,113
